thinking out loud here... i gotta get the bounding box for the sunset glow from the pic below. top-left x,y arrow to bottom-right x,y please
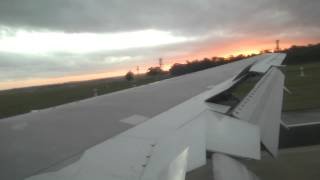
0,37 -> 319,90
0,69 -> 128,90
0,0 -> 319,90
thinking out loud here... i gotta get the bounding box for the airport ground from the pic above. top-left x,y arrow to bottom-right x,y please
282,62 -> 320,111
1,57 -> 319,180
0,74 -> 170,119
185,109 -> 320,180
186,61 -> 320,180
186,145 -> 320,180
243,145 -> 320,180
0,61 -> 319,119
1,58 -> 320,151
242,62 -> 320,180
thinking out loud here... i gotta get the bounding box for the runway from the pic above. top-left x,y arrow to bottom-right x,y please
282,109 -> 320,127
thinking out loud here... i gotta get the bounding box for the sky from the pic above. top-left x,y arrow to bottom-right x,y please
0,0 -> 320,90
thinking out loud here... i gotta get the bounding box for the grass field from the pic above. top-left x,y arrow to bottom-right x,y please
0,60 -> 319,119
282,62 -> 320,111
0,75 -> 170,119
230,62 -> 320,112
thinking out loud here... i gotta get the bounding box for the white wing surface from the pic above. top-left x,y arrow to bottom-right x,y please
5,53 -> 286,180
232,67 -> 285,156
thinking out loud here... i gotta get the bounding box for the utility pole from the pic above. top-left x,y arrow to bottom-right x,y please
136,66 -> 140,75
159,58 -> 163,69
275,40 -> 280,52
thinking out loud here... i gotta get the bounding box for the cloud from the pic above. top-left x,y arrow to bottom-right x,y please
0,29 -> 192,54
0,0 -> 318,35
0,0 -> 319,89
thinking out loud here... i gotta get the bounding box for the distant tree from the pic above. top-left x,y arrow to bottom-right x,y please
146,67 -> 164,76
260,49 -> 272,54
228,54 -> 245,61
169,54 -> 251,76
169,63 -> 188,76
125,71 -> 134,81
169,43 -> 320,76
283,43 -> 320,65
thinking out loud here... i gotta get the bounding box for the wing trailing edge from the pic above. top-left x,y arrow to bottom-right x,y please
232,67 -> 285,156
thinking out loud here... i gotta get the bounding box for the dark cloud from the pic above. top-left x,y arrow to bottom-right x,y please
0,52 -> 141,81
0,33 -> 238,82
0,40 -> 182,80
0,0 -> 319,36
0,0 -> 320,88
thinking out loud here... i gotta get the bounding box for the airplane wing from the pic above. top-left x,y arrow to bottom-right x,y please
0,53 -> 286,180
232,67 -> 284,156
249,53 -> 286,73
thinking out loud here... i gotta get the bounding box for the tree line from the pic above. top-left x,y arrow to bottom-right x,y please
168,55 -> 251,76
125,42 -> 320,80
281,43 -> 320,65
125,54 -> 255,81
